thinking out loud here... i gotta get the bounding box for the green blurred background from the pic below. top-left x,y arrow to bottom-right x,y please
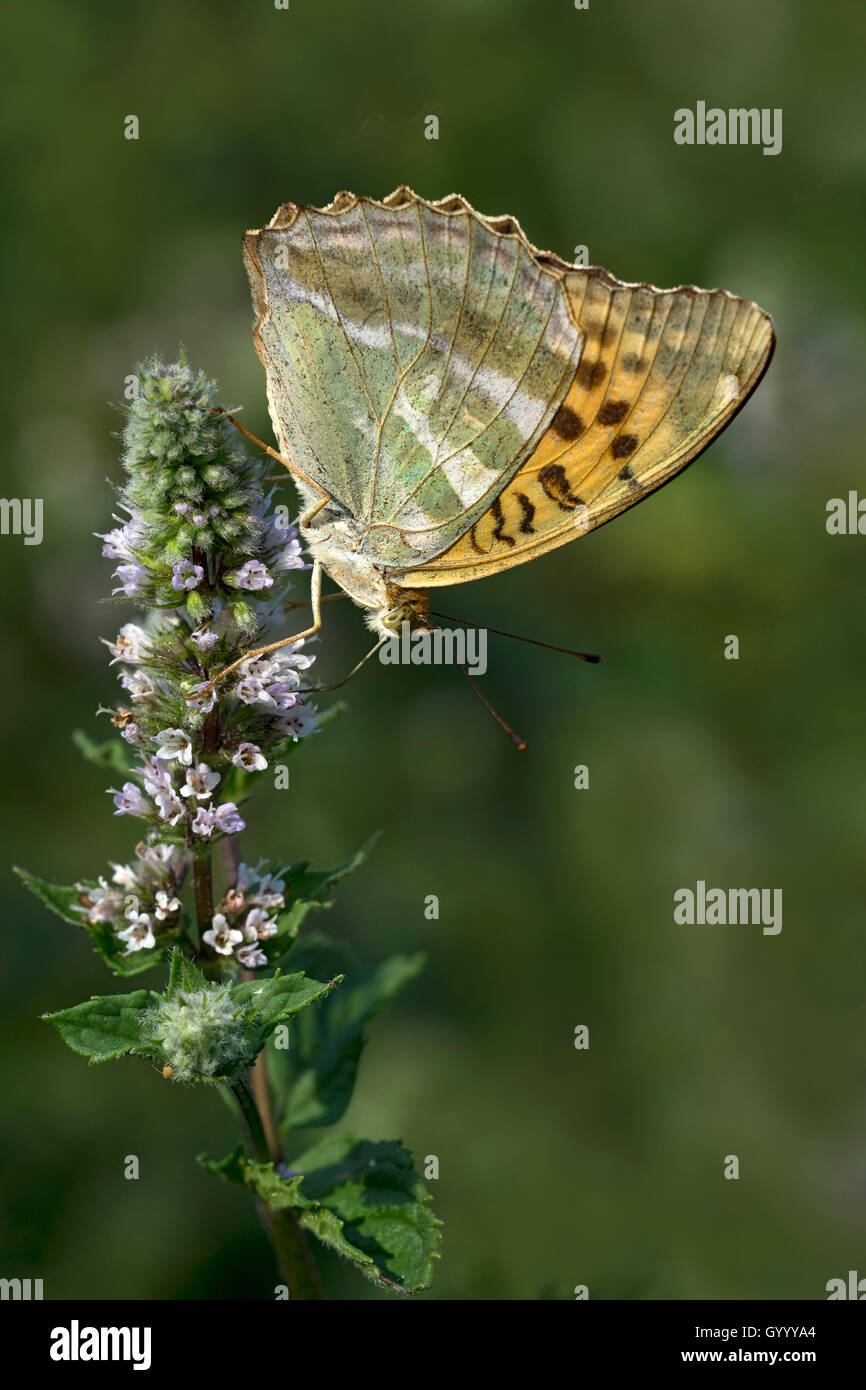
2,0 -> 865,1300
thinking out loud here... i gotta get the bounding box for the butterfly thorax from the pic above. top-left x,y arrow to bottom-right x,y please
301,508 -> 431,639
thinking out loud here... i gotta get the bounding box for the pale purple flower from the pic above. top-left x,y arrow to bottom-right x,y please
244,907 -> 278,940
186,681 -> 217,713
141,755 -> 174,799
273,533 -> 305,572
230,560 -> 273,591
191,807 -> 216,838
114,562 -> 149,598
203,913 -> 243,956
255,872 -> 286,909
272,645 -> 314,677
102,623 -> 152,665
118,912 -> 156,952
191,626 -> 219,652
99,515 -> 146,560
214,802 -> 245,834
120,669 -> 157,704
111,782 -> 150,818
110,862 -> 140,892
155,728 -> 194,766
137,841 -> 187,877
235,676 -> 273,706
155,791 -> 185,826
277,703 -> 319,742
80,876 -> 124,923
180,762 -> 220,800
236,943 -> 267,969
171,560 -> 205,591
264,683 -> 297,711
99,526 -> 132,560
120,722 -> 142,745
238,655 -> 276,680
154,889 -> 180,920
231,742 -> 267,772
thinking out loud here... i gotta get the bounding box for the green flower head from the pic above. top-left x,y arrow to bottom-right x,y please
140,984 -> 252,1083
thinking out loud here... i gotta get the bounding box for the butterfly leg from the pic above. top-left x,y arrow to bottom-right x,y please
212,407 -> 331,500
189,560 -> 323,698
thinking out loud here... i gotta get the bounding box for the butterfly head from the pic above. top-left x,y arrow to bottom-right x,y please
365,587 -> 431,642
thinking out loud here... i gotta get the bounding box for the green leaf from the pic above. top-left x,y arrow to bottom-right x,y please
277,936 -> 425,1129
271,835 -> 380,949
14,867 -> 168,978
14,867 -> 89,926
232,970 -> 340,1057
72,729 -> 137,775
292,1134 -> 440,1292
197,1144 -> 248,1185
43,990 -> 158,1064
166,947 -> 211,996
200,1134 -> 440,1292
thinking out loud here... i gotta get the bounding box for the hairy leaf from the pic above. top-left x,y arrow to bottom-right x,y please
43,990 -> 158,1063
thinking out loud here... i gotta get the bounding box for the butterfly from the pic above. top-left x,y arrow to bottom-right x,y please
223,186 -> 774,692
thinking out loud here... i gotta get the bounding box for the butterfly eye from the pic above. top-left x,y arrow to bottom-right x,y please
162,1064 -> 174,1080
381,605 -> 410,632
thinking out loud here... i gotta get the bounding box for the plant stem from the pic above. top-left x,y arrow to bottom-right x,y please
230,1077 -> 325,1301
193,851 -> 214,940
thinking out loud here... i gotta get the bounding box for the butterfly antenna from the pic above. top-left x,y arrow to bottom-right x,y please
299,639 -> 387,695
459,664 -> 527,751
430,610 -> 601,664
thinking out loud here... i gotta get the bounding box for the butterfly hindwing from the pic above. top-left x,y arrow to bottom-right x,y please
396,270 -> 774,586
243,190 -> 584,566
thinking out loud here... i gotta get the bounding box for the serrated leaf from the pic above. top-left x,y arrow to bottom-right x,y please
232,971 -> 339,1055
270,835 -> 380,947
278,937 -> 425,1129
14,867 -> 167,977
166,947 -> 211,996
293,1134 -> 440,1291
43,989 -> 157,1063
72,729 -> 137,775
202,1134 -> 438,1291
14,867 -> 90,926
197,1144 -> 248,1184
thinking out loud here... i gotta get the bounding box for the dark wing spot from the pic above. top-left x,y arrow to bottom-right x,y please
598,400 -> 629,426
622,353 -> 646,372
551,405 -> 585,440
611,434 -> 639,459
575,358 -> 607,389
469,522 -> 485,555
538,463 -> 581,511
515,492 -> 536,534
491,497 -> 516,547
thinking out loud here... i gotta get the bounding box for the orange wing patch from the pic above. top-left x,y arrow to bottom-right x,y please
396,270 -> 774,586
